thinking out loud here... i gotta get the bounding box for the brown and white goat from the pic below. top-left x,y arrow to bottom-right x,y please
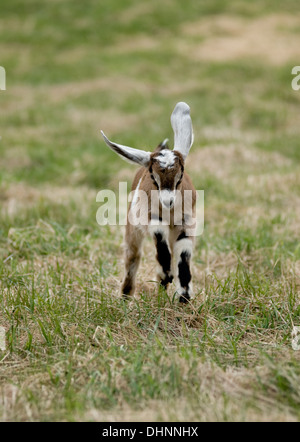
101,102 -> 196,303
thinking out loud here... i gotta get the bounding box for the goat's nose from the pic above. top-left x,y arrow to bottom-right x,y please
162,197 -> 174,208
160,190 -> 175,209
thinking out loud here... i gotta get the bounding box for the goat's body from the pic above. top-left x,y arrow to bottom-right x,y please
101,102 -> 196,303
122,165 -> 196,302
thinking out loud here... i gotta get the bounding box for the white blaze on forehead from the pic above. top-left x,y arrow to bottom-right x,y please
156,149 -> 176,169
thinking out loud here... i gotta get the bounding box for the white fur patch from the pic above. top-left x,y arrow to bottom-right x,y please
156,149 -> 176,169
148,222 -> 170,239
131,178 -> 142,207
173,238 -> 193,262
159,189 -> 176,209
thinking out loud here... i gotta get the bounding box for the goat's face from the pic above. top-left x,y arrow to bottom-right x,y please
149,149 -> 184,209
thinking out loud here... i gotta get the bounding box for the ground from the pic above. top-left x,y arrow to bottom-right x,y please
0,0 -> 300,421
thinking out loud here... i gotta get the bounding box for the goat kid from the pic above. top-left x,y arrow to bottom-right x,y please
101,102 -> 196,303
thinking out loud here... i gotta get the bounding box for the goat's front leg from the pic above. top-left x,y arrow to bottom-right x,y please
173,232 -> 194,303
150,225 -> 173,288
121,226 -> 144,298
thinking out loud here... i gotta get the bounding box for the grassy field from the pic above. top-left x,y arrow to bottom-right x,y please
0,0 -> 300,421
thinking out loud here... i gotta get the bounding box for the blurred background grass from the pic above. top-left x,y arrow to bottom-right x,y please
0,0 -> 300,422
1,0 -> 300,187
1,0 -> 299,260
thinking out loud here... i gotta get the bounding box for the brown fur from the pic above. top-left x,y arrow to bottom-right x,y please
122,146 -> 196,300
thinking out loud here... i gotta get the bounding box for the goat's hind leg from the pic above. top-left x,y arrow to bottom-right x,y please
121,227 -> 144,298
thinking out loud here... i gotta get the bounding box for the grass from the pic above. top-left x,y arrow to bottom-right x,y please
0,0 -> 300,421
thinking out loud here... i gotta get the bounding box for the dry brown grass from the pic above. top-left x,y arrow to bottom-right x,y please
180,13 -> 300,65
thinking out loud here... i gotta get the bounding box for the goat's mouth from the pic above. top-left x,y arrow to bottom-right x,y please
161,200 -> 174,209
159,190 -> 175,209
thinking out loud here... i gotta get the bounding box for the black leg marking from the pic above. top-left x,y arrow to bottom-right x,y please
154,232 -> 173,288
178,251 -> 191,288
178,251 -> 192,303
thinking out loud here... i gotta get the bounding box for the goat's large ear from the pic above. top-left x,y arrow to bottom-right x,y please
101,131 -> 151,167
171,102 -> 194,161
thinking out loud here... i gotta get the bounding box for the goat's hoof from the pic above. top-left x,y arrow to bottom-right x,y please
121,278 -> 135,298
160,273 -> 173,289
179,295 -> 190,304
178,292 -> 190,303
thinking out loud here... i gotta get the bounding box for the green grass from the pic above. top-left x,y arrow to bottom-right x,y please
0,0 -> 300,422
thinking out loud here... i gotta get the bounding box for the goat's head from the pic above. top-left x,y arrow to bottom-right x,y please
101,102 -> 193,210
